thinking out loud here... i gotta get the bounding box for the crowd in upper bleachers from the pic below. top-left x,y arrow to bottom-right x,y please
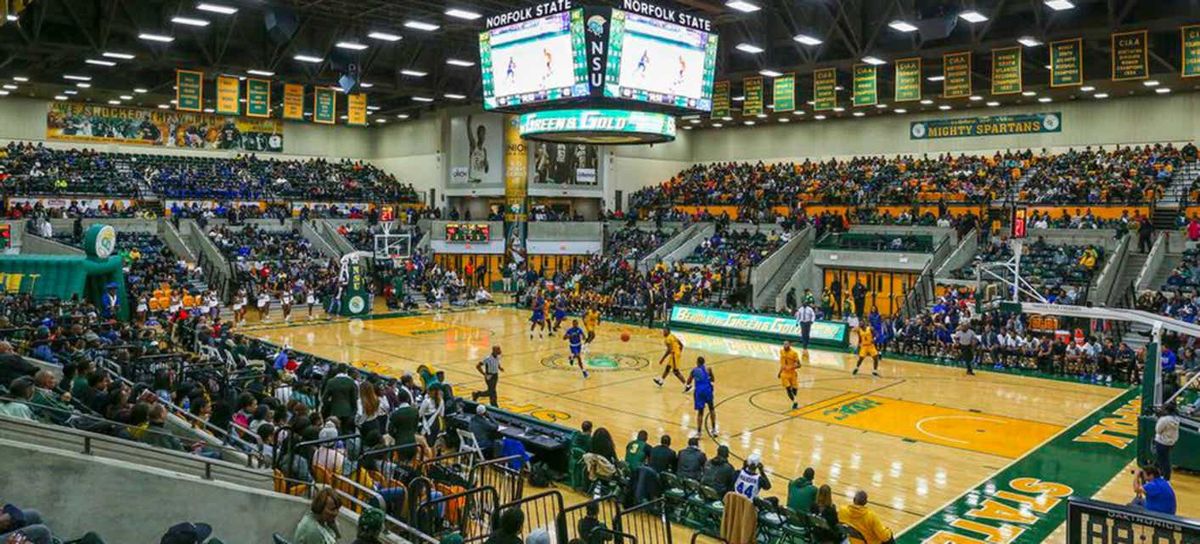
952,235 -> 1105,304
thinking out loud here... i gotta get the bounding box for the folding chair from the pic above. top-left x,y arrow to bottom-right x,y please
456,428 -> 485,462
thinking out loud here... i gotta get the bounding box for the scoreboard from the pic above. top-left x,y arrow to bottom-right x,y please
445,223 -> 491,243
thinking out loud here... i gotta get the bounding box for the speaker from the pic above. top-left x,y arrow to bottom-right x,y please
914,16 -> 957,41
264,8 -> 299,45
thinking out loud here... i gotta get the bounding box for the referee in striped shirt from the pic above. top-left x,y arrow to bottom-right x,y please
472,346 -> 504,407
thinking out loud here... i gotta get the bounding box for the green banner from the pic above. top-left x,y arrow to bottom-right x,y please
1185,25 -> 1200,78
992,47 -> 1022,95
943,52 -> 972,98
813,68 -> 837,111
894,58 -> 922,102
711,80 -> 730,118
1051,38 -> 1083,87
898,389 -> 1140,544
246,79 -> 271,118
175,69 -> 203,112
669,306 -> 848,348
1112,30 -> 1148,81
338,256 -> 371,317
742,76 -> 764,117
517,108 -> 676,141
313,87 -> 336,124
910,112 -> 1062,140
772,74 -> 795,112
852,64 -> 877,107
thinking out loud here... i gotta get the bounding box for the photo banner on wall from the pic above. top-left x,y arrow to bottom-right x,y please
1184,25 -> 1200,77
991,47 -> 1022,95
503,115 -> 528,222
910,112 -> 1061,140
216,76 -> 240,115
313,87 -> 336,124
852,64 -> 877,107
943,52 -> 972,98
531,141 -> 598,185
813,68 -> 837,111
711,80 -> 731,118
1051,38 -> 1083,87
742,76 -> 764,116
283,84 -> 304,120
176,69 -> 203,112
1111,30 -> 1148,81
246,79 -> 270,118
894,58 -> 921,102
450,114 -> 504,186
347,93 -> 368,126
46,102 -> 283,152
772,74 -> 795,112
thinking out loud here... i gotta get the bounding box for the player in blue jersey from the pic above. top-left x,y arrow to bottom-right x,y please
506,58 -> 517,84
529,292 -> 547,339
552,294 -> 569,332
564,319 -> 589,378
686,356 -> 717,437
636,50 -> 650,78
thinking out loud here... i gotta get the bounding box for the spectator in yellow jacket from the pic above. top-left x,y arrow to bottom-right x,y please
839,491 -> 894,544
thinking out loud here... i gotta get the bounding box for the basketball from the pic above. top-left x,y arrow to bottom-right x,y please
621,332 -> 631,342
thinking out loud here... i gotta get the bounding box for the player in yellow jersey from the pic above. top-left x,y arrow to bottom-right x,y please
583,306 -> 600,351
778,341 -> 800,410
656,328 -> 690,392
852,321 -> 881,377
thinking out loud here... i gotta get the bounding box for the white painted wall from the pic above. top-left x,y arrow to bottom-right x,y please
369,115 -> 446,203
605,129 -> 693,210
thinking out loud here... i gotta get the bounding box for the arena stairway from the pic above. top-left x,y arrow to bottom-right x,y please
754,228 -> 815,310
1157,160 -> 1200,209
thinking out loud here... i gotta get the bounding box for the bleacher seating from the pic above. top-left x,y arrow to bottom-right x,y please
953,236 -> 1104,304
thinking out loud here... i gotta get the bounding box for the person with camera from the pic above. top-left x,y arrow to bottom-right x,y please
1130,465 -> 1176,515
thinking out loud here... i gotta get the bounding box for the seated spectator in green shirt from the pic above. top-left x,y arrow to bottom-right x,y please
624,430 -> 650,470
787,467 -> 818,513
571,420 -> 594,453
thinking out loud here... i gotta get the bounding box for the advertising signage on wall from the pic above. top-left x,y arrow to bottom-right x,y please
893,58 -> 921,102
670,306 -> 849,348
942,52 -> 972,98
852,64 -> 876,107
742,76 -> 764,116
910,112 -> 1061,140
1112,30 -> 1149,81
1051,38 -> 1083,87
813,68 -> 837,111
772,74 -> 795,113
46,102 -> 284,152
991,47 -> 1022,95
1185,25 -> 1200,78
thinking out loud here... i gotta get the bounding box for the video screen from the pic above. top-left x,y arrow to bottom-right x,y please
603,9 -> 718,111
480,10 -> 589,110
445,223 -> 491,243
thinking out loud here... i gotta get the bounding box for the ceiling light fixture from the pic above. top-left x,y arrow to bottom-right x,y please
1021,90 -> 1036,96
134,88 -> 148,93
336,41 -> 368,50
743,120 -> 755,125
986,101 -> 999,107
158,104 -> 170,109
927,75 -> 945,82
1143,80 -> 1160,87
54,95 -> 68,101
814,115 -> 826,120
196,3 -> 238,15
247,69 -> 275,77
894,108 -> 907,113
793,33 -> 822,46
447,58 -> 475,67
294,54 -> 323,63
360,82 -> 374,88
711,123 -> 723,127
852,111 -> 865,117
12,76 -> 27,82
1044,0 -> 1075,11
1156,87 -> 1171,94
1094,93 -> 1109,98
397,113 -> 410,119
759,69 -> 783,77
888,20 -> 918,32
139,33 -> 175,42
445,93 -> 467,99
404,21 -> 440,31
400,69 -> 427,77
102,52 -> 135,60
171,16 -> 210,27
63,90 -> 77,95
1018,36 -> 1042,47
86,59 -> 117,67
412,96 -> 434,102
1,84 -> 16,90
1080,85 -> 1095,92
119,94 -> 133,100
1038,97 -> 1052,103
108,100 -> 121,105
445,8 -> 482,20
726,1 -> 761,12
368,31 -> 403,42
735,43 -> 764,54
938,105 -> 952,110
959,10 -> 988,23
76,83 -> 91,88
862,56 -> 885,65
969,95 -> 983,101
920,99 -> 933,105
63,74 -> 91,81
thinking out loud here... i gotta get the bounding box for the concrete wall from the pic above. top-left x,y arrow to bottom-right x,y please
605,131 -> 693,211
0,438 -> 356,543
370,115 -> 445,202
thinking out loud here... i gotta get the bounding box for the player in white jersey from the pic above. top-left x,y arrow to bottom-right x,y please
732,453 -> 772,499
281,289 -> 294,322
233,289 -> 248,325
257,290 -> 271,321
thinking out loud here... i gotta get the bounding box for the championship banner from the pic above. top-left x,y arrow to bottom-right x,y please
348,93 -> 368,126
313,87 -> 336,124
711,80 -> 731,118
852,64 -> 877,107
992,47 -> 1022,95
246,79 -> 270,118
894,57 -> 921,102
176,69 -> 203,112
283,84 -> 304,120
1112,30 -> 1148,81
742,76 -> 764,117
813,68 -> 837,111
910,112 -> 1062,140
1051,38 -> 1084,87
503,115 -> 529,222
670,306 -> 849,349
216,76 -> 240,115
772,74 -> 795,112
942,52 -> 972,98
1185,25 -> 1200,77
47,102 -> 284,152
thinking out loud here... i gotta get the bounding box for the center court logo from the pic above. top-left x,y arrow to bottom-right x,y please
540,352 -> 649,372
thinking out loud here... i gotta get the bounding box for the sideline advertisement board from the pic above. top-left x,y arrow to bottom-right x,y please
670,305 -> 849,348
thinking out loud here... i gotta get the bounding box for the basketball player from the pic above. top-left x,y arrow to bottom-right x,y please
636,50 -> 650,79
541,48 -> 553,88
529,292 -> 547,339
778,341 -> 800,410
686,356 -> 717,437
506,57 -> 517,85
672,55 -> 687,91
552,294 -> 569,332
257,289 -> 271,321
233,288 -> 248,325
563,319 -> 589,378
655,328 -> 690,392
280,288 -> 293,322
583,306 -> 601,350
852,321 -> 881,377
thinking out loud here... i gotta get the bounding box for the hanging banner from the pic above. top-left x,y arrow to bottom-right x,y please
1185,25 -> 1200,77
894,57 -> 921,102
176,69 -> 203,112
772,74 -> 795,112
852,64 -> 877,107
942,52 -> 972,98
1112,30 -> 1148,81
991,47 -> 1023,95
813,68 -> 836,111
47,102 -> 283,152
1051,38 -> 1083,87
503,115 -> 528,222
246,79 -> 270,118
711,80 -> 731,118
216,76 -> 240,115
910,112 -> 1061,140
283,84 -> 304,120
313,87 -> 336,124
742,76 -> 764,117
348,93 -> 368,126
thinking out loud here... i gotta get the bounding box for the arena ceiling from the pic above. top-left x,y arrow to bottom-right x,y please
1,0 -> 1198,123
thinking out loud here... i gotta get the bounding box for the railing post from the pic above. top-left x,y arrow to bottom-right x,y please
204,462 -> 213,480
83,435 -> 92,455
